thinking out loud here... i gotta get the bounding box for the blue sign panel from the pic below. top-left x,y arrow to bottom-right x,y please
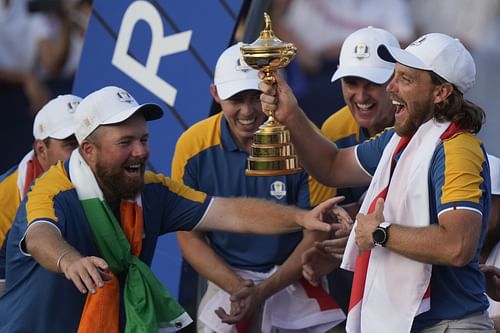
73,0 -> 244,298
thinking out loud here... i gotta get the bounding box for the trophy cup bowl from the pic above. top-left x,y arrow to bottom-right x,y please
240,12 -> 301,176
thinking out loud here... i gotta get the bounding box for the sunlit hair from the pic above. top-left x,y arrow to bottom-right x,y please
430,72 -> 485,133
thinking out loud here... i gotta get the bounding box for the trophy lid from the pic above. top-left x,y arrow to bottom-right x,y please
240,12 -> 295,51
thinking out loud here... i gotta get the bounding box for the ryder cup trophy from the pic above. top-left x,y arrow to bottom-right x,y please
241,12 -> 300,176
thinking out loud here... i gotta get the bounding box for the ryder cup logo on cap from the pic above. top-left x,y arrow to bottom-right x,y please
331,26 -> 400,84
377,33 -> 476,93
33,94 -> 82,140
117,90 -> 134,103
214,43 -> 261,100
74,86 -> 163,143
353,42 -> 369,59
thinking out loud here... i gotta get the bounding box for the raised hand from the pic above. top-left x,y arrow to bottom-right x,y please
320,198 -> 353,232
355,198 -> 385,252
258,71 -> 302,127
300,196 -> 351,233
59,253 -> 111,294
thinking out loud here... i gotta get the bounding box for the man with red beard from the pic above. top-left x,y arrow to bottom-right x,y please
311,26 -> 399,219
0,85 -> 347,333
247,33 -> 494,332
308,27 -> 400,321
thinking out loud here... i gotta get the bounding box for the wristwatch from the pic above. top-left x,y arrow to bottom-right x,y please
373,222 -> 391,247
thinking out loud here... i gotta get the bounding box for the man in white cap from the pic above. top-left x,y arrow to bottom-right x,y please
251,33 -> 494,332
0,94 -> 80,295
307,26 -> 400,323
173,43 -> 348,333
312,26 -> 399,218
0,85 -> 347,333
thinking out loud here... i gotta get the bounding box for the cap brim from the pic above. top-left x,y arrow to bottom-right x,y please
101,103 -> 164,126
216,79 -> 261,100
378,45 -> 431,71
331,66 -> 394,84
50,127 -> 75,140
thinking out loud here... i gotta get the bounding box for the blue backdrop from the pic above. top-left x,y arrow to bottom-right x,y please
73,0 -> 245,298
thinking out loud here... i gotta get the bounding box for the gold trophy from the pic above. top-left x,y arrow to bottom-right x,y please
241,12 -> 300,176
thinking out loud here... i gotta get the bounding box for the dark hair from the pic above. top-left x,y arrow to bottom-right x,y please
42,137 -> 51,147
430,72 -> 485,133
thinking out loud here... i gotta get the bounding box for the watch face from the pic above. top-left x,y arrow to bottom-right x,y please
373,228 -> 386,245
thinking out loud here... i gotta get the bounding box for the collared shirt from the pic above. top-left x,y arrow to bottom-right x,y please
356,127 -> 490,331
0,161 -> 211,332
171,112 -> 312,272
310,106 -> 371,207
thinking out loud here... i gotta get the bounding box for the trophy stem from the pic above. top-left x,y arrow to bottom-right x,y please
263,71 -> 276,84
264,114 -> 278,127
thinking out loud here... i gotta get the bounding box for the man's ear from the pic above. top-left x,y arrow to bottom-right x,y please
34,139 -> 47,160
33,139 -> 47,156
33,139 -> 51,170
80,140 -> 96,164
210,84 -> 222,104
433,82 -> 454,104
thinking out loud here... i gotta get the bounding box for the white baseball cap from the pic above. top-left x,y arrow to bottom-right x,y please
33,94 -> 81,140
377,33 -> 476,93
75,86 -> 163,143
214,43 -> 261,100
331,26 -> 399,84
488,154 -> 500,195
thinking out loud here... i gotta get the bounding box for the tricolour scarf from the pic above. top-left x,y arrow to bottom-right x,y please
69,150 -> 192,332
341,119 -> 456,333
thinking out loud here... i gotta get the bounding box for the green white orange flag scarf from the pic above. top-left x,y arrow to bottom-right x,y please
69,150 -> 192,332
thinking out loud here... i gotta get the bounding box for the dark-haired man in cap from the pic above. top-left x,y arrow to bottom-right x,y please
246,33 -> 494,332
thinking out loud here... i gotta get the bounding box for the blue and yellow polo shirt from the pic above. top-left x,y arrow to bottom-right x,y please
172,112 -> 312,272
310,106 -> 371,206
356,127 -> 491,331
0,161 -> 211,332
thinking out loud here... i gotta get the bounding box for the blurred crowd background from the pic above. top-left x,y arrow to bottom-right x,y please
1,0 -> 499,174
0,0 -> 91,171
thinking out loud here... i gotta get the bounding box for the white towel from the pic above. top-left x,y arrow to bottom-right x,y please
486,242 -> 500,317
199,267 -> 345,333
342,119 -> 451,333
16,150 -> 35,200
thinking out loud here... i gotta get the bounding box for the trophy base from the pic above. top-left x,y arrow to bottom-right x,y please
245,168 -> 302,176
245,156 -> 301,176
